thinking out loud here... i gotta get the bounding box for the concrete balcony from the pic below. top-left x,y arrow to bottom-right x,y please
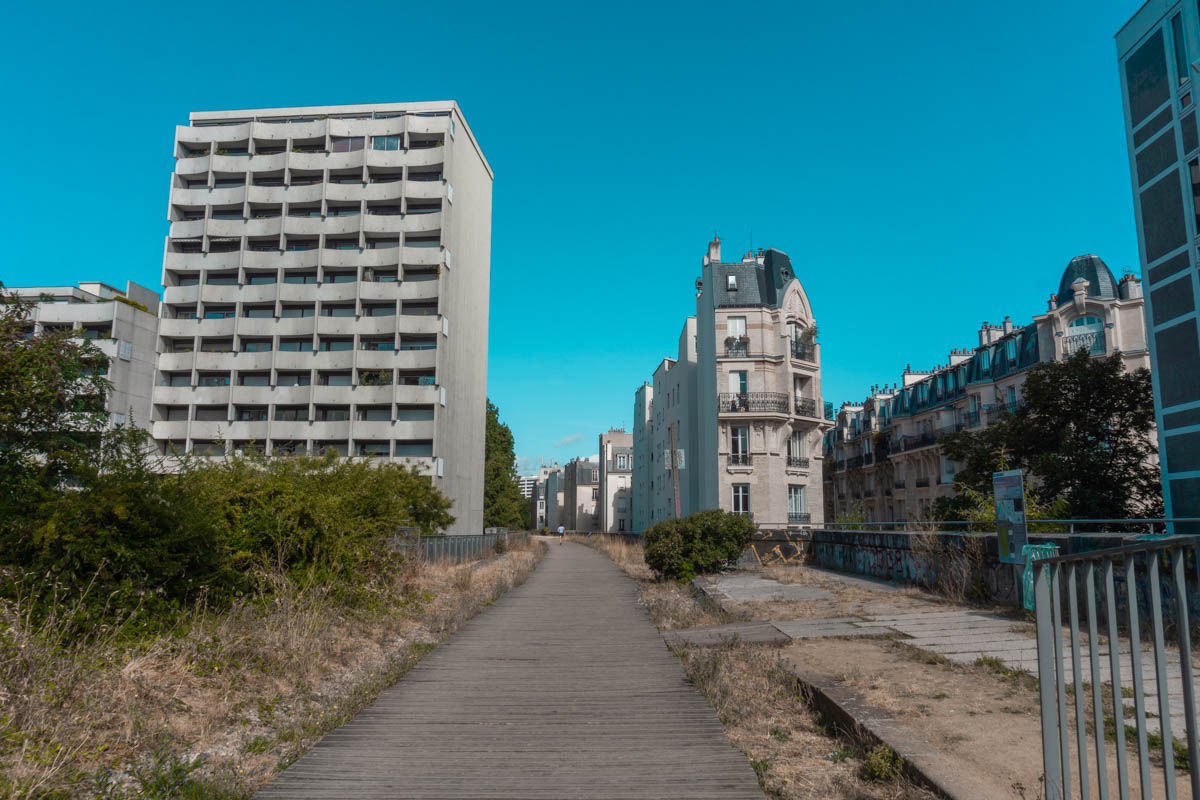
405,147 -> 445,168
153,419 -> 189,438
158,317 -> 202,337
194,351 -> 236,370
239,284 -> 279,304
395,349 -> 437,370
320,249 -> 362,269
225,420 -> 270,440
365,149 -> 408,169
392,419 -> 436,440
153,386 -> 196,405
350,385 -> 396,404
406,117 -> 449,136
91,339 -> 120,359
246,249 -> 318,270
284,216 -> 326,236
278,283 -> 323,303
274,317 -> 316,337
325,182 -> 367,202
37,303 -> 114,325
356,316 -> 398,336
361,182 -> 406,202
194,317 -> 237,337
165,251 -> 227,271
358,248 -> 402,267
399,280 -> 440,300
351,420 -> 395,440
157,352 -> 195,372
259,119 -> 326,140
177,122 -> 251,143
235,317 -> 278,337
190,386 -> 232,405
405,181 -> 444,200
190,420 -> 232,439
401,246 -> 442,265
281,183 -> 323,204
314,283 -> 358,302
246,185 -> 290,205
404,213 -> 442,234
207,218 -> 247,238
311,386 -> 354,405
169,219 -> 206,239
247,151 -> 287,172
199,284 -> 242,304
273,351 -> 316,371
322,215 -> 363,236
310,419 -> 351,439
270,420 -> 313,440
170,187 -> 214,206
393,455 -> 436,475
163,284 -> 201,305
362,214 -> 405,234
356,349 -> 396,369
206,186 -> 247,206
359,282 -> 401,301
315,316 -> 358,336
325,150 -> 366,172
175,154 -> 210,175
311,351 -> 355,370
288,151 -> 329,171
212,154 -> 253,173
243,217 -> 283,237
360,118 -> 406,137
401,315 -> 441,336
391,385 -> 439,405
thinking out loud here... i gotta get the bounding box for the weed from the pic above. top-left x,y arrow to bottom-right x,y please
862,743 -> 903,782
828,747 -> 855,763
244,736 -> 271,755
770,727 -> 792,742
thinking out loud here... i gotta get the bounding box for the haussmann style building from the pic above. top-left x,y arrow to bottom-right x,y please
151,101 -> 492,534
1117,2 -> 1200,530
632,237 -> 832,532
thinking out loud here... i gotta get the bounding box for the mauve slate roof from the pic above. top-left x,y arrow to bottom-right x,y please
711,248 -> 796,309
1056,254 -> 1118,307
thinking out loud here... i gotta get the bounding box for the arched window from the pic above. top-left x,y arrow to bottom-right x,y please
1065,315 -> 1106,355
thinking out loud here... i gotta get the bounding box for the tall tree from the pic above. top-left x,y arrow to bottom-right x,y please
483,399 -> 526,529
936,350 -> 1161,521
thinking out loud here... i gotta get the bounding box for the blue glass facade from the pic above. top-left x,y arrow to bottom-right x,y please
1118,0 -> 1200,531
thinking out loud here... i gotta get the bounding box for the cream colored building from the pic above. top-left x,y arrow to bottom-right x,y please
824,255 -> 1152,523
598,428 -> 633,532
151,101 -> 492,534
14,281 -> 161,431
634,237 -> 831,531
562,457 -> 600,531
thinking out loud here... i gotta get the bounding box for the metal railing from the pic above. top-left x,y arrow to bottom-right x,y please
791,341 -> 815,362
389,530 -> 529,564
1064,330 -> 1105,357
787,455 -> 810,469
901,431 -> 938,451
724,342 -> 750,357
795,397 -> 818,417
788,511 -> 811,524
1033,535 -> 1199,799
728,453 -> 752,467
914,477 -> 931,488
718,392 -> 789,413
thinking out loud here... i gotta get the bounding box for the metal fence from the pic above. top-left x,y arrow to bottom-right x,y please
389,529 -> 530,564
1033,535 -> 1199,799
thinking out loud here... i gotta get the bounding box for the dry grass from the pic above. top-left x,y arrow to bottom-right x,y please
675,641 -> 939,800
0,540 -> 545,799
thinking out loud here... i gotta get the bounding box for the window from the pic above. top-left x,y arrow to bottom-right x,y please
281,305 -> 314,317
164,373 -> 190,387
206,274 -> 237,286
238,373 -> 269,386
618,519 -> 626,531
788,485 -> 806,515
731,426 -> 749,457
395,440 -> 434,457
277,372 -> 311,386
330,136 -> 364,152
358,406 -> 391,421
319,372 -> 352,386
363,304 -> 396,317
726,274 -> 737,291
197,373 -> 231,387
320,304 -> 356,317
1174,14 -> 1190,85
358,442 -> 390,457
241,339 -> 271,352
372,135 -> 402,151
1006,385 -> 1018,407
244,306 -> 274,318
788,431 -> 804,459
319,338 -> 353,352
246,273 -> 276,285
275,406 -> 307,421
317,406 -> 350,421
118,340 -> 132,361
592,487 -> 599,500
323,271 -> 356,283
284,272 -> 318,284
278,338 -> 313,352
732,484 -> 750,515
727,316 -> 747,336
728,371 -> 748,395
236,406 -> 268,421
1006,340 -> 1017,361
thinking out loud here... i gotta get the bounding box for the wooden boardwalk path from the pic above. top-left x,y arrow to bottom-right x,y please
255,540 -> 763,799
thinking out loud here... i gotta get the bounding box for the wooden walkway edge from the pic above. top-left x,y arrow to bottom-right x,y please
254,540 -> 763,799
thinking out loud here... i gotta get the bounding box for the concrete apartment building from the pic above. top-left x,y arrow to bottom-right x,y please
151,101 -> 492,534
598,429 -> 633,532
1117,3 -> 1200,530
527,463 -> 561,529
633,237 -> 831,531
823,255 -> 1151,523
13,281 -> 161,431
562,457 -> 600,531
518,474 -> 538,499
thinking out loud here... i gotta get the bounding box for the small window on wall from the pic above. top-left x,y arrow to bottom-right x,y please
372,135 -> 402,151
727,316 -> 747,336
330,136 -> 364,152
1173,15 -> 1190,86
726,275 -> 737,291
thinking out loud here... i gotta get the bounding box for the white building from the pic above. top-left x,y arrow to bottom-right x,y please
598,428 -> 633,532
151,101 -> 492,534
634,237 -> 830,531
13,281 -> 161,431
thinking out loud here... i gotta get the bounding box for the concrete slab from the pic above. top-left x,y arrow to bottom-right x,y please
695,573 -> 833,604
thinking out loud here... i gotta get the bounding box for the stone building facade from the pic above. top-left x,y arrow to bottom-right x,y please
823,255 -> 1151,523
598,428 -> 633,532
562,457 -> 600,531
633,237 -> 831,531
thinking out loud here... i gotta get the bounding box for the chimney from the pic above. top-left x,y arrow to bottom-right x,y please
1002,316 -> 1013,335
1048,293 -> 1057,312
708,236 -> 721,264
979,323 -> 989,347
1119,273 -> 1143,300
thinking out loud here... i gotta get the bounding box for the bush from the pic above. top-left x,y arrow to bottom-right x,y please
643,510 -> 755,581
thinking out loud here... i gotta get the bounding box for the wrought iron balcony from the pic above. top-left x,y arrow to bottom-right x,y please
894,480 -> 906,489
1063,330 -> 1105,356
728,453 -> 752,467
794,397 -> 818,417
718,392 -> 789,413
864,489 -> 876,498
901,431 -> 938,451
984,402 -> 1020,422
964,410 -> 981,429
724,339 -> 750,357
846,455 -> 865,469
788,511 -> 811,524
732,510 -> 754,520
863,452 -> 875,466
787,456 -> 810,469
915,477 -> 931,488
791,341 -> 815,362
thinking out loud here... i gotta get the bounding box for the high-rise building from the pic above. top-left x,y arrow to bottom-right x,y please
12,281 -> 161,431
1117,5 -> 1200,530
633,237 -> 831,531
152,102 -> 492,534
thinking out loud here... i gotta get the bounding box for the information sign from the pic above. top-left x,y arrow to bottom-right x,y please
993,469 -> 1028,565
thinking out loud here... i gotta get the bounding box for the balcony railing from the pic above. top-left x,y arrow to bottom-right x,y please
1063,330 -> 1104,356
728,453 -> 752,467
985,401 -> 1020,422
901,431 -> 938,451
718,392 -> 789,413
863,452 -> 875,466
894,480 -> 906,489
787,456 -> 810,469
835,460 -> 846,472
915,477 -> 931,488
794,397 -> 818,417
724,340 -> 750,357
732,510 -> 754,520
791,341 -> 815,362
864,489 -> 876,498
964,410 -> 981,429
846,455 -> 865,470
788,511 -> 811,524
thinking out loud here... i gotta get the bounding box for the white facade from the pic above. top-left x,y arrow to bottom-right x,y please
152,101 -> 492,534
14,281 -> 161,431
634,237 -> 830,531
598,428 -> 633,532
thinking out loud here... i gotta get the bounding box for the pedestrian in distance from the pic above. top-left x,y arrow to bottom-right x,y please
557,524 -> 565,545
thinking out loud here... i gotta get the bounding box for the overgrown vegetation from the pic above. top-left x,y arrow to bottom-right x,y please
934,350 -> 1160,522
643,509 -> 756,581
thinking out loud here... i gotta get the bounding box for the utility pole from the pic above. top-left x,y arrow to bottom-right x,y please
669,422 -> 682,520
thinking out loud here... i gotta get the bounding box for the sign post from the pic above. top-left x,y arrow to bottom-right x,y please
993,469 -> 1028,564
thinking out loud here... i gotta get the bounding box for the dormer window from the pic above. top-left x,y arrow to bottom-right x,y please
727,275 -> 737,291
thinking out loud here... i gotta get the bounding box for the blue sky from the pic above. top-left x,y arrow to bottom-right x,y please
0,0 -> 1146,474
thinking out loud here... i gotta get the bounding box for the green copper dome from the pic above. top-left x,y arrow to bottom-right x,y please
1056,254 -> 1117,307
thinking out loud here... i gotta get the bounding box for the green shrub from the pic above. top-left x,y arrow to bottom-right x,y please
862,743 -> 903,782
643,510 -> 755,581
